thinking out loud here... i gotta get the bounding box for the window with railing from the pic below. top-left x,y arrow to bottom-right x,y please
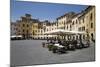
82,26 -> 85,31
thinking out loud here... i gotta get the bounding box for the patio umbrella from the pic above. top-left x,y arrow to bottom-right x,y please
44,29 -> 71,35
44,29 -> 86,35
44,29 -> 86,40
44,29 -> 72,40
68,31 -> 86,35
11,35 -> 22,38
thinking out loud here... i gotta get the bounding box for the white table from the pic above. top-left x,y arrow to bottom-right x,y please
54,44 -> 64,48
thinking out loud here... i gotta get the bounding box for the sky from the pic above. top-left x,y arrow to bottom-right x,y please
11,0 -> 89,22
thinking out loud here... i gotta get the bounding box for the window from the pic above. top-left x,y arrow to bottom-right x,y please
23,29 -> 24,32
91,33 -> 93,38
82,27 -> 83,31
78,27 -> 81,31
72,21 -> 74,25
47,29 -> 48,31
70,25 -> 72,31
63,21 -> 65,25
18,33 -> 21,35
70,25 -> 71,28
14,28 -> 16,30
23,24 -> 25,27
66,25 -> 68,29
19,24 -> 20,27
83,18 -> 84,23
91,33 -> 94,40
33,31 -> 34,35
90,13 -> 93,21
27,30 -> 28,34
80,27 -> 81,31
16,28 -> 17,30
91,23 -> 93,28
19,30 -> 20,32
79,20 -> 81,24
83,27 -> 85,31
27,24 -> 29,27
76,20 -> 78,24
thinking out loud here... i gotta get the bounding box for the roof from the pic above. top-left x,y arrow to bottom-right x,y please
78,6 -> 95,19
56,12 -> 76,20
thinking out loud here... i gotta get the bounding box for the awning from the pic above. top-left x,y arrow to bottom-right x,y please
44,29 -> 86,35
11,35 -> 22,38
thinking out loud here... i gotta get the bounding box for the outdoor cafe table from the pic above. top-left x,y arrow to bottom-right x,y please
54,44 -> 64,48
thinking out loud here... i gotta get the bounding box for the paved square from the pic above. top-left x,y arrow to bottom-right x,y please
10,40 -> 95,66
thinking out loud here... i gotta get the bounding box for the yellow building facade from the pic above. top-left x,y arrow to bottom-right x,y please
16,15 -> 32,39
31,19 -> 39,39
57,12 -> 76,40
77,6 -> 95,42
13,6 -> 95,41
55,6 -> 95,41
16,14 -> 39,39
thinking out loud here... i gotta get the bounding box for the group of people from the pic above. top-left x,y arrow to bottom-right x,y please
42,39 -> 90,54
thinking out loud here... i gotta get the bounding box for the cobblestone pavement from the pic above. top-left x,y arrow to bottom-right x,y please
10,40 -> 95,66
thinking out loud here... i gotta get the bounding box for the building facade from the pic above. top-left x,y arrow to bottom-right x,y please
31,19 -> 39,39
77,6 -> 95,42
11,22 -> 17,36
16,14 -> 32,39
56,12 -> 76,40
11,6 -> 95,41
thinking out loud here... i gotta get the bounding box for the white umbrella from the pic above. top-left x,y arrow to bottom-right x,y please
11,35 -> 22,38
69,31 -> 86,35
44,29 -> 71,35
44,29 -> 86,35
44,29 -> 86,40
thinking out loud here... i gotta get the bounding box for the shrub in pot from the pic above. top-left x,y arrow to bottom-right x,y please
48,45 -> 53,51
52,46 -> 58,53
